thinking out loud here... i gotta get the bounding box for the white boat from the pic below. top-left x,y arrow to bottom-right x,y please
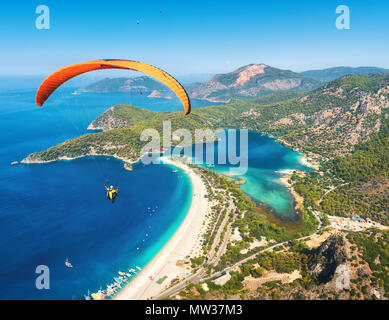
136,266 -> 142,271
65,258 -> 73,268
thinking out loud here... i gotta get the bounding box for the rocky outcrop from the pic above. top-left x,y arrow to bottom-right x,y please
308,234 -> 350,283
189,64 -> 320,102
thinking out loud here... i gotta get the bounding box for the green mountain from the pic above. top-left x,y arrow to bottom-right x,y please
188,64 -> 321,102
301,66 -> 389,82
75,76 -> 173,99
240,73 -> 389,157
25,74 -> 389,163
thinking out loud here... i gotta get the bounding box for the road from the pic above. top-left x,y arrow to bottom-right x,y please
155,199 -> 236,299
209,199 -> 236,265
156,206 -> 323,299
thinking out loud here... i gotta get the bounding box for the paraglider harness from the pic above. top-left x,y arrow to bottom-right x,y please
104,184 -> 119,203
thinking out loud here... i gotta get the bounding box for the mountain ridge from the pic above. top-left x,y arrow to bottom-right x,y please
188,63 -> 321,102
300,66 -> 389,82
73,64 -> 389,104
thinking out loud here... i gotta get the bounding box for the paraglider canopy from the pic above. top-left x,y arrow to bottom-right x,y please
36,59 -> 191,115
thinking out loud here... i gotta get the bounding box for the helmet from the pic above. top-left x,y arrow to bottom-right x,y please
110,185 -> 113,189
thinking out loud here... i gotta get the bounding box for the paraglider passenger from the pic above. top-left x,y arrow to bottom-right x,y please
104,184 -> 119,203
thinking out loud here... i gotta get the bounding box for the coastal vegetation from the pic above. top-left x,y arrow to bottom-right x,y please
25,73 -> 389,163
289,123 -> 389,225
23,73 -> 389,300
181,230 -> 389,300
191,167 -> 318,273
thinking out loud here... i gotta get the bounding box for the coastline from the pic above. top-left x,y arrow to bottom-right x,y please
114,156 -> 209,300
298,153 -> 320,170
21,153 -> 136,171
278,170 -> 304,212
280,173 -> 304,211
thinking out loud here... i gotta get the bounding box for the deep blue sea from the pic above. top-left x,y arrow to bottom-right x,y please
0,79 -> 308,299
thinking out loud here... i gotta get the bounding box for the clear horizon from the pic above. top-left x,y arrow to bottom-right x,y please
1,64 -> 389,78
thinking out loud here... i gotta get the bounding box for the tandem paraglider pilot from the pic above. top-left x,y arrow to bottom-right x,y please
104,184 -> 119,203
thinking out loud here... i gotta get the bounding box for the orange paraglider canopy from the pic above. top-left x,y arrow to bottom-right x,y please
36,59 -> 191,115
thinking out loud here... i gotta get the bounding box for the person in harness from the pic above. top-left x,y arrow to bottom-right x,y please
104,184 -> 119,203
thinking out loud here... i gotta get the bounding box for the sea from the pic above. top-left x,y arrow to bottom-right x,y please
0,77 -> 309,299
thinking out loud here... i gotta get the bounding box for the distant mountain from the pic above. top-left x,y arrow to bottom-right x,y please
74,66 -> 389,104
188,64 -> 321,103
176,73 -> 215,84
300,66 -> 389,82
74,76 -> 173,98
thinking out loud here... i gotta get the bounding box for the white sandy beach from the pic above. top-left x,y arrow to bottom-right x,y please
114,156 -> 209,300
279,172 -> 304,211
299,154 -> 320,170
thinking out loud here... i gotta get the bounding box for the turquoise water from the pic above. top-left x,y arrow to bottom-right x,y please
176,130 -> 310,220
0,79 -> 308,299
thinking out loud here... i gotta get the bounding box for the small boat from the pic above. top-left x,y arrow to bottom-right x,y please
136,266 -> 142,271
118,271 -> 126,276
85,290 -> 91,300
91,291 -> 105,300
128,268 -> 135,273
172,170 -> 178,172
65,258 -> 73,268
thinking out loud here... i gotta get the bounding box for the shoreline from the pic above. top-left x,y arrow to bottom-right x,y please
278,172 -> 304,212
114,156 -> 209,300
21,153 -> 137,171
298,153 -> 320,170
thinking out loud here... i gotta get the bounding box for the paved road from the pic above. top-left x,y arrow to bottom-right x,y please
209,199 -> 236,266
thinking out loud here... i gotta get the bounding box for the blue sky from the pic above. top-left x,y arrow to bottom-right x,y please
1,0 -> 388,76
